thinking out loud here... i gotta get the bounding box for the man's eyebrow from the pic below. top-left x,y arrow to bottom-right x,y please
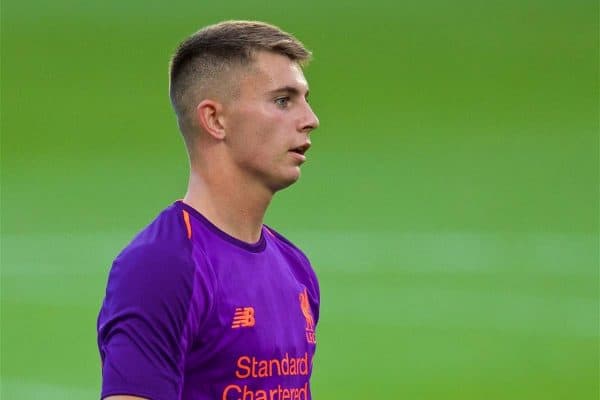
268,86 -> 310,97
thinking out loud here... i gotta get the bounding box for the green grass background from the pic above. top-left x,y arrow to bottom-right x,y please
2,0 -> 598,398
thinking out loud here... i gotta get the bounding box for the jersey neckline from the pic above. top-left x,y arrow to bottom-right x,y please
175,200 -> 267,253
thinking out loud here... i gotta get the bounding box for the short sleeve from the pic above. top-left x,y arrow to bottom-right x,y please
97,243 -> 213,400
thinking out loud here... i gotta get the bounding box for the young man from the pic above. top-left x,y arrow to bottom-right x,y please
97,21 -> 320,400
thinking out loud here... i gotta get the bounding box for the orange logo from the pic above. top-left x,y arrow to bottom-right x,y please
231,307 -> 256,328
299,288 -> 316,344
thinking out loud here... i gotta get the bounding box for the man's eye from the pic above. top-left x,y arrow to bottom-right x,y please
275,97 -> 289,107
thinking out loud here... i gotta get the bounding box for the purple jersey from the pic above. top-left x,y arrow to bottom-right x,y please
97,200 -> 319,400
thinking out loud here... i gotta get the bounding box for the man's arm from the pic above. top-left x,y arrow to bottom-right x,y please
98,241 -> 213,400
104,396 -> 148,400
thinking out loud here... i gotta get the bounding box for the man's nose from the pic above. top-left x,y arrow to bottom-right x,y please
300,103 -> 320,133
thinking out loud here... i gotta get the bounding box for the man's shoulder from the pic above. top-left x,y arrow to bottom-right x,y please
101,202 -> 218,325
264,225 -> 310,264
265,225 -> 320,305
114,202 -> 193,272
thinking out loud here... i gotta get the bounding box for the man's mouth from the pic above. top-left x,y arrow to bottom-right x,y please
289,142 -> 311,155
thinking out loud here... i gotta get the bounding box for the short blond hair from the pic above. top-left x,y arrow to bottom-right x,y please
169,21 -> 312,142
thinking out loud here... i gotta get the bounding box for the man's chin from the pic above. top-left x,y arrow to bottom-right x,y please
270,169 -> 302,192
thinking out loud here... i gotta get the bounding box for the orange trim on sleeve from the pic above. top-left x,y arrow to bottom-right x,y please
182,210 -> 192,239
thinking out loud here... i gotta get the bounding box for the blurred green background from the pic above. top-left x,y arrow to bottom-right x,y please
2,0 -> 598,398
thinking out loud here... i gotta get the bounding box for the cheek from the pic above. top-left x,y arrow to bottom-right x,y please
227,105 -> 288,158
246,112 -> 285,147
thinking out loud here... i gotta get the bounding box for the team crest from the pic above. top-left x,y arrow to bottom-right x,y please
299,287 -> 316,344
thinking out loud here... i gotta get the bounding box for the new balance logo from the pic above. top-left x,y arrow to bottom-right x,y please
231,307 -> 255,328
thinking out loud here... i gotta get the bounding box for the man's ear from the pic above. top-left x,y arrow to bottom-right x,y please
196,99 -> 226,140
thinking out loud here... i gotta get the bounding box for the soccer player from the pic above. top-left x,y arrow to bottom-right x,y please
97,21 -> 320,400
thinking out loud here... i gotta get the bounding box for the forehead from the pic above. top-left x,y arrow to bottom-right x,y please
241,51 -> 308,94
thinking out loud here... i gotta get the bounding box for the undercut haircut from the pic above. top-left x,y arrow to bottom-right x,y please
169,20 -> 312,147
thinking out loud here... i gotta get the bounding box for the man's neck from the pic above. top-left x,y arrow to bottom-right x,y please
183,168 -> 273,244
